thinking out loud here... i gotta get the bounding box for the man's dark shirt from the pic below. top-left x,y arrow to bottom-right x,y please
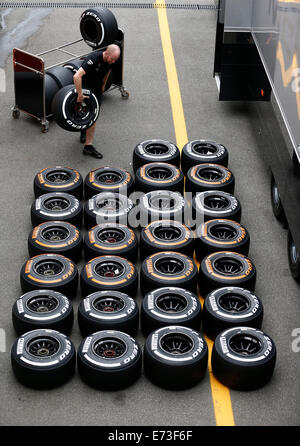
80,51 -> 110,90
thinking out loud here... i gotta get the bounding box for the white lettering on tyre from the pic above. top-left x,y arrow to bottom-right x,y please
82,336 -> 93,354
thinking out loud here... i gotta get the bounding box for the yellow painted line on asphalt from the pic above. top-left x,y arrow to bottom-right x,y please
155,0 -> 188,151
199,293 -> 236,427
156,0 -> 235,427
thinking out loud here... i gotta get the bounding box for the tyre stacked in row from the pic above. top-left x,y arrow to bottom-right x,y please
132,138 -> 276,391
12,165 -> 143,390
182,140 -> 276,391
132,139 -> 207,389
11,138 -> 277,392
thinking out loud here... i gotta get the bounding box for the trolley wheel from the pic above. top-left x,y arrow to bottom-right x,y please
121,88 -> 129,99
42,121 -> 50,133
12,108 -> 20,119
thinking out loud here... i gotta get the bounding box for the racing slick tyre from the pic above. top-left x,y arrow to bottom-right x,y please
181,140 -> 228,175
140,220 -> 194,261
135,162 -> 184,194
84,192 -> 134,229
185,163 -> 235,195
80,8 -> 118,49
191,191 -> 241,227
28,221 -> 83,263
195,219 -> 250,262
287,230 -> 300,282
45,74 -> 60,116
84,167 -> 134,199
31,192 -> 83,228
33,166 -> 83,199
138,191 -> 187,228
144,326 -> 208,390
80,255 -> 138,297
63,58 -> 83,74
46,66 -> 75,89
133,140 -> 180,172
84,223 -> 138,262
77,330 -> 142,390
78,290 -> 139,337
12,290 -> 74,336
140,252 -> 198,295
52,85 -> 100,132
211,327 -> 276,390
141,287 -> 202,336
20,254 -> 78,299
198,251 -> 256,298
11,329 -> 76,389
202,287 -> 263,340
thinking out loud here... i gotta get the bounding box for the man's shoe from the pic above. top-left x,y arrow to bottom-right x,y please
83,145 -> 103,159
80,130 -> 86,144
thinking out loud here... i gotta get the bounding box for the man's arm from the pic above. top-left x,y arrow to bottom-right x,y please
102,69 -> 112,93
73,67 -> 88,102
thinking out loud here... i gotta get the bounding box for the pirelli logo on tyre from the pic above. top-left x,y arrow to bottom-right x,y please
86,263 -> 93,279
32,226 -> 39,240
37,172 -> 45,185
70,230 -> 80,244
220,335 -> 229,354
146,258 -> 154,274
63,262 -> 74,281
126,263 -> 135,281
88,232 -> 95,244
25,260 -> 33,275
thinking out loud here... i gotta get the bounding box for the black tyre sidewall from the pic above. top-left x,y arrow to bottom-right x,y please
20,254 -> 78,299
84,193 -> 134,229
141,251 -> 198,295
186,163 -> 234,195
78,290 -> 139,336
202,287 -> 263,340
192,191 -> 241,226
181,140 -> 228,175
80,8 -> 118,48
133,140 -> 180,172
80,255 -> 138,297
141,287 -> 201,336
144,326 -> 208,389
140,220 -> 194,260
11,329 -> 76,389
77,330 -> 142,390
199,251 -> 256,298
195,219 -> 250,261
33,166 -> 83,199
135,162 -> 184,194
212,327 -> 276,390
31,192 -> 83,228
84,167 -> 134,199
84,223 -> 138,262
139,191 -> 187,228
28,221 -> 83,263
12,290 -> 74,336
52,85 -> 100,132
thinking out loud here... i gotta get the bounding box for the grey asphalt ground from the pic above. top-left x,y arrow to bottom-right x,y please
0,3 -> 300,426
